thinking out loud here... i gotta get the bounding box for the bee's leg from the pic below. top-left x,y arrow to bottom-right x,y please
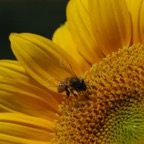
66,89 -> 70,97
65,86 -> 70,97
70,89 -> 77,96
75,88 -> 80,92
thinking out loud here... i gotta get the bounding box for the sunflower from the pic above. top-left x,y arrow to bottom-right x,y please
1,0 -> 144,143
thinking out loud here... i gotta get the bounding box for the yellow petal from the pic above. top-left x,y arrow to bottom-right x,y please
0,60 -> 63,103
126,0 -> 143,43
66,0 -> 105,64
140,1 -> 144,44
0,134 -> 51,144
0,113 -> 53,143
0,60 -> 44,91
0,78 -> 60,119
10,33 -> 83,92
0,60 -> 30,80
89,0 -> 132,54
52,22 -> 91,72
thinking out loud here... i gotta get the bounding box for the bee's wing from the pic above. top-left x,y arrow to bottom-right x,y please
45,58 -> 74,88
45,78 -> 59,87
60,58 -> 77,77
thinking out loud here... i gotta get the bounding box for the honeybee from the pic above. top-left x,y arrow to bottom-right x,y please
46,58 -> 86,97
57,76 -> 86,97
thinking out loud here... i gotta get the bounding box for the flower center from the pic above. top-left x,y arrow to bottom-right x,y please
52,44 -> 144,144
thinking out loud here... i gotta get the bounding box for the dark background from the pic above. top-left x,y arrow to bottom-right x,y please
0,0 -> 67,59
